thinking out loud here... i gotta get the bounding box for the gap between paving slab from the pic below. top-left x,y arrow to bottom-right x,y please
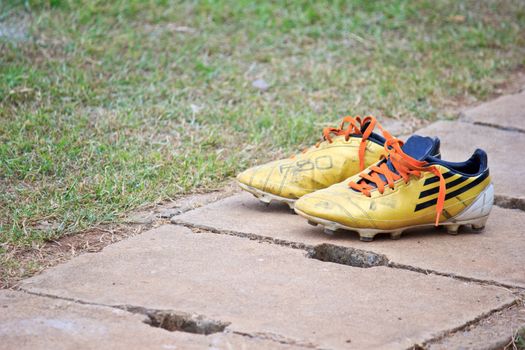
425,300 -> 525,350
0,290 -> 299,350
15,289 -> 315,349
174,193 -> 525,289
460,89 -> 525,134
18,225 -> 518,350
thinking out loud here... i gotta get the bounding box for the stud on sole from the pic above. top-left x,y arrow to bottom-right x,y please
471,223 -> 485,232
470,215 -> 488,232
323,227 -> 337,236
445,216 -> 489,235
258,196 -> 271,204
446,224 -> 460,235
390,231 -> 402,240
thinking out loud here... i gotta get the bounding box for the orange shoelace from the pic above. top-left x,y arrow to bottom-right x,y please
348,137 -> 446,226
294,115 -> 387,171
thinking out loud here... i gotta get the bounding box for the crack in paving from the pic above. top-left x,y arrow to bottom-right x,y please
14,288 -> 319,348
469,121 -> 525,134
175,221 -> 525,291
413,297 -> 523,350
423,302 -> 525,350
495,195 -> 525,212
307,243 -> 389,268
177,221 -> 392,269
16,289 -> 228,336
123,306 -> 230,335
389,262 -> 523,291
174,220 -> 312,251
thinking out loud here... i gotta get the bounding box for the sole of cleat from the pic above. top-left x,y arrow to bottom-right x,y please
295,208 -> 489,242
238,182 -> 296,210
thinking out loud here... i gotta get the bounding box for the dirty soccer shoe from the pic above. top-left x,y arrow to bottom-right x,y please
294,135 -> 493,241
237,116 -> 399,209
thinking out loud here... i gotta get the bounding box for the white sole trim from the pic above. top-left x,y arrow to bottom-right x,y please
238,182 -> 296,209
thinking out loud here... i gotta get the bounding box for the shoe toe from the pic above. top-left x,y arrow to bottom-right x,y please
295,192 -> 346,222
237,162 -> 279,192
236,167 -> 255,186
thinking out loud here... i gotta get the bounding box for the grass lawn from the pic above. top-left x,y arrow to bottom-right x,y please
1,0 -> 524,282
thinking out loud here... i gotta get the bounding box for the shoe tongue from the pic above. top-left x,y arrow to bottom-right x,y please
401,135 -> 438,161
352,135 -> 439,191
383,135 -> 438,175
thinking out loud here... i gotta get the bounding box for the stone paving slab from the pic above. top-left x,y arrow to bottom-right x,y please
20,225 -> 515,350
461,90 -> 525,133
175,193 -> 525,288
415,120 -> 525,205
0,290 -> 296,350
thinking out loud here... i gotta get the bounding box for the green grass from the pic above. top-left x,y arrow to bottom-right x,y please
1,0 -> 524,259
511,326 -> 525,350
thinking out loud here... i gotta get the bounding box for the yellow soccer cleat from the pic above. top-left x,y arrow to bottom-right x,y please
294,135 -> 493,241
237,116 -> 403,209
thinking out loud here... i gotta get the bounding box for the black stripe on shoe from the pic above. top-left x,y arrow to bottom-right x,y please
423,171 -> 454,185
418,175 -> 469,199
414,171 -> 489,212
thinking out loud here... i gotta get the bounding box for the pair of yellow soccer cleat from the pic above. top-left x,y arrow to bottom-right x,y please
237,116 -> 493,242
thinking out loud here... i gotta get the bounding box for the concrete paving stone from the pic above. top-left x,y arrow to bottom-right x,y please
415,120 -> 525,205
175,193 -> 525,288
461,90 -> 525,132
20,225 -> 515,350
0,290 -> 296,350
